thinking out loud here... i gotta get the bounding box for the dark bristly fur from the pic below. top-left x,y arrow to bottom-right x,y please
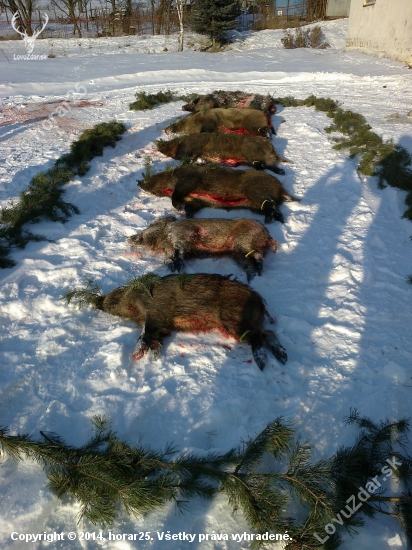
156,134 -> 286,175
165,108 -> 272,138
128,217 -> 279,281
138,165 -> 299,223
63,274 -> 287,370
182,91 -> 276,115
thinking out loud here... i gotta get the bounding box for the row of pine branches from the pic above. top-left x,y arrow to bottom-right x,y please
274,95 -> 412,219
0,120 -> 126,269
1,410 -> 412,549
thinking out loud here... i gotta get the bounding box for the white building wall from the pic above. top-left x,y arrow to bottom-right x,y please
326,0 -> 351,18
346,0 -> 412,64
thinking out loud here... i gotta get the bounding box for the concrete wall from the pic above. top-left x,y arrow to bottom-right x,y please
346,0 -> 412,65
326,0 -> 351,18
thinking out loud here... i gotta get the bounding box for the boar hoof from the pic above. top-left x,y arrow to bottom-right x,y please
151,341 -> 162,361
252,346 -> 267,371
258,127 -> 271,139
245,266 -> 257,283
172,199 -> 184,210
272,346 -> 287,365
167,257 -> 185,273
273,210 -> 285,224
132,346 -> 148,361
272,166 -> 285,176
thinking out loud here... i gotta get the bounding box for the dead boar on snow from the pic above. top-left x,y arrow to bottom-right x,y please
138,165 -> 299,223
128,216 -> 278,282
63,273 -> 287,370
156,134 -> 287,175
182,91 -> 277,116
165,108 -> 274,138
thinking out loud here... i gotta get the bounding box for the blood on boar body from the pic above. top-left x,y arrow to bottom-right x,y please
156,134 -> 286,175
165,108 -> 273,138
128,216 -> 279,281
66,274 -> 287,370
138,165 -> 299,223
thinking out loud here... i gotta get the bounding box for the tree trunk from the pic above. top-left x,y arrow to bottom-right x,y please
176,0 -> 184,51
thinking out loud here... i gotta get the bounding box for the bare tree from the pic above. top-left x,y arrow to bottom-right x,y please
175,0 -> 185,51
51,0 -> 82,36
305,0 -> 327,21
4,0 -> 37,35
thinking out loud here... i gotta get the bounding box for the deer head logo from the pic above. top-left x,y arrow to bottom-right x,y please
11,12 -> 49,54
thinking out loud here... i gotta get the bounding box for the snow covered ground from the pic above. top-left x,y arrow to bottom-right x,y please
1,19 -> 412,549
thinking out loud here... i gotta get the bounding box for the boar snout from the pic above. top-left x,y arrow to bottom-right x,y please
128,233 -> 143,246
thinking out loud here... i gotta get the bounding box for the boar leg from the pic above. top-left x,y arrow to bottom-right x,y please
136,316 -> 167,361
258,127 -> 271,140
166,248 -> 185,272
268,166 -> 286,176
132,326 -> 149,361
264,330 -> 287,364
260,201 -> 285,224
184,200 -> 205,218
247,330 -> 268,370
171,185 -> 196,210
266,207 -> 285,224
233,253 -> 263,282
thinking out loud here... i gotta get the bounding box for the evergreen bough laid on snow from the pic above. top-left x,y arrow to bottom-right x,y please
0,120 -> 126,269
1,410 -> 412,548
129,90 -> 174,111
277,95 -> 412,282
274,95 -> 412,221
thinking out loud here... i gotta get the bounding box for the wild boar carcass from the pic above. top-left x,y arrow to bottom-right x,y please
128,216 -> 278,281
182,91 -> 277,116
156,134 -> 286,175
165,108 -> 273,138
138,165 -> 299,222
65,273 -> 287,370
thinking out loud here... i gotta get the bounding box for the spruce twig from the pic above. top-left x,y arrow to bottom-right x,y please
175,272 -> 194,290
126,273 -> 162,298
61,278 -> 102,309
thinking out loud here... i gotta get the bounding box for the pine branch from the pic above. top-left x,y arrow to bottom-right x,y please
1,411 -> 412,546
1,120 -> 126,268
61,278 -> 102,309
